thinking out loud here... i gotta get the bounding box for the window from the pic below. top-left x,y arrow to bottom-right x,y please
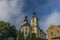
33,19 -> 34,23
25,31 -> 27,35
25,28 -> 27,35
26,28 -> 27,30
57,30 -> 60,34
51,32 -> 53,36
33,29 -> 34,31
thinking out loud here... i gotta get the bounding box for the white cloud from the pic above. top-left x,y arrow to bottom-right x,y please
0,0 -> 25,29
0,0 -> 10,21
41,11 -> 60,31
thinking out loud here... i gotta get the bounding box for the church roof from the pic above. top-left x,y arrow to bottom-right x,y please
46,25 -> 60,32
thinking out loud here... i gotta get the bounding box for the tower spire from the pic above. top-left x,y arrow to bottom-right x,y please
33,12 -> 36,16
24,16 -> 28,21
22,16 -> 28,25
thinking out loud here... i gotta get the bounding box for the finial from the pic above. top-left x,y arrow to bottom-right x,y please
25,16 -> 27,19
33,12 -> 36,16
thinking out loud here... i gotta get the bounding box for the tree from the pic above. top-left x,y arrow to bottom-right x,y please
26,34 -> 31,40
16,31 -> 25,40
0,21 -> 17,40
16,31 -> 21,40
36,37 -> 41,40
21,32 -> 25,40
36,37 -> 46,40
31,33 -> 36,40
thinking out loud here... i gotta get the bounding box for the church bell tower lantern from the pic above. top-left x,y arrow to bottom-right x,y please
31,12 -> 39,27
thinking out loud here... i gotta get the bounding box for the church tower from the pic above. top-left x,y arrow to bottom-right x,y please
31,12 -> 39,27
31,12 -> 40,37
20,12 -> 46,39
21,16 -> 31,39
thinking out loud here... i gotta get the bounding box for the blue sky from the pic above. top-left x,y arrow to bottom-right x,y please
0,0 -> 60,32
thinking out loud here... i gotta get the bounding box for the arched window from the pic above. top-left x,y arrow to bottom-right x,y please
51,32 -> 53,36
57,30 -> 60,34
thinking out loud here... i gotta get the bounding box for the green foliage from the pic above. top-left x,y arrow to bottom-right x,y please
16,31 -> 21,40
36,37 -> 46,40
26,33 -> 31,40
27,33 -> 46,40
21,32 -> 25,40
16,31 -> 25,40
0,21 -> 17,40
36,37 -> 41,40
31,33 -> 36,40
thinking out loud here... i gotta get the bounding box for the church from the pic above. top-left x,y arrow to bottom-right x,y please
20,12 -> 46,39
